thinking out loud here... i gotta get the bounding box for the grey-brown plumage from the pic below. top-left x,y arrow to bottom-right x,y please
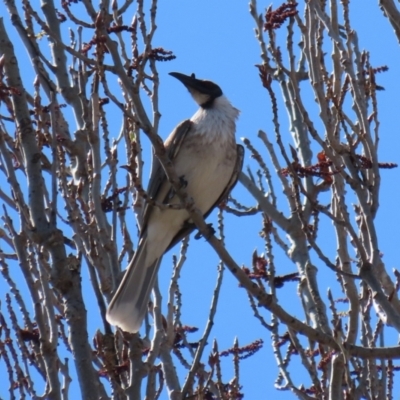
106,72 -> 243,332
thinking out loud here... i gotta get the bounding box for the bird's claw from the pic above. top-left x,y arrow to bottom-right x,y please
194,223 -> 215,240
165,176 -> 188,201
179,175 -> 188,188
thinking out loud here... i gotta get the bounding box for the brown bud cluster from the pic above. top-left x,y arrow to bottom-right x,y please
264,2 -> 298,31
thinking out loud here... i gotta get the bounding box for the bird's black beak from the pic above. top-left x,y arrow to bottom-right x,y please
169,72 -> 222,98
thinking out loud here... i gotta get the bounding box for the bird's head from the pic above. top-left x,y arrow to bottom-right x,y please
169,72 -> 223,109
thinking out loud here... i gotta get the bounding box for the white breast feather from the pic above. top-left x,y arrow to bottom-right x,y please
190,96 -> 239,143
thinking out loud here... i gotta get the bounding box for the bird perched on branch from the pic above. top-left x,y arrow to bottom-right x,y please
106,72 -> 244,333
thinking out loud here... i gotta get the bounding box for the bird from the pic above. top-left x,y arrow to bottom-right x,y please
106,72 -> 244,333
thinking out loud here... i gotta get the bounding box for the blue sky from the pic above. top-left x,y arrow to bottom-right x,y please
1,0 -> 400,399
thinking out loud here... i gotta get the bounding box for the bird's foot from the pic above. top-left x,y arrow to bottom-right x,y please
166,176 -> 188,201
179,175 -> 188,188
194,223 -> 215,241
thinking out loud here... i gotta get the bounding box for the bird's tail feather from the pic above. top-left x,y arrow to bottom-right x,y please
106,238 -> 160,333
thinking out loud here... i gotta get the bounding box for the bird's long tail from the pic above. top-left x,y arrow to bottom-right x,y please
106,237 -> 160,333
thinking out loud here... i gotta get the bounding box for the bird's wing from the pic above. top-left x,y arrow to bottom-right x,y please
204,144 -> 244,218
165,143 -> 245,251
141,119 -> 193,231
